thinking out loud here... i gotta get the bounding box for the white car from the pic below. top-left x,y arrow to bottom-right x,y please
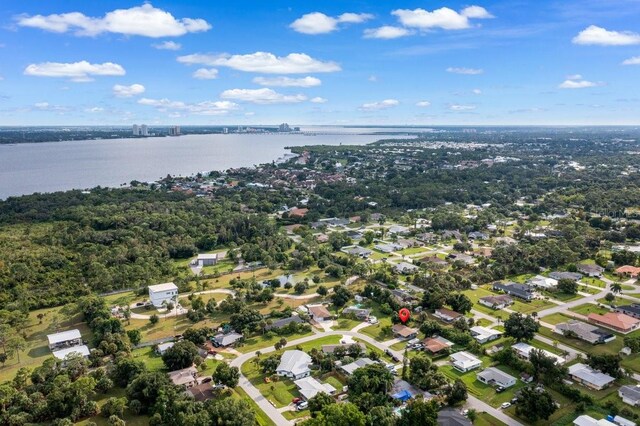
297,401 -> 309,410
500,402 -> 511,409
368,316 -> 378,324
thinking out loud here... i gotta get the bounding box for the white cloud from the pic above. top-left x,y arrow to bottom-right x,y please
85,107 -> 104,113
193,68 -> 219,79
416,101 -> 431,107
24,61 -> 125,82
138,97 -> 238,115
449,104 -> 476,111
220,88 -> 307,104
392,5 -> 492,31
290,12 -> 373,34
177,52 -> 341,74
446,67 -> 483,75
472,88 -> 482,95
368,75 -> 378,82
572,25 -> 640,46
364,26 -> 411,39
152,41 -> 181,50
359,99 -> 399,111
33,102 -> 70,112
622,56 -> 640,65
558,77 -> 602,89
252,76 -> 321,87
461,6 -> 494,19
310,97 -> 328,103
113,83 -> 145,97
16,4 -> 211,38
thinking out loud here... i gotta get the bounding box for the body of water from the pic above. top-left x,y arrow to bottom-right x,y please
0,132 -> 405,199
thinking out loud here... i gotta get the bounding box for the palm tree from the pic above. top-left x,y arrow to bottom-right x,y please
611,283 -> 622,294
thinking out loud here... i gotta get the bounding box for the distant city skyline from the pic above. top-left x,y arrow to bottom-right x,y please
1,1 -> 640,125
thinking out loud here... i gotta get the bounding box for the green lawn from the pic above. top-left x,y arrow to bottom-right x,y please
234,386 -> 277,426
238,330 -> 315,354
539,312 -> 574,325
332,316 -> 364,331
282,409 -> 310,420
398,247 -> 429,256
474,412 -> 507,426
510,298 -> 555,315
241,359 -> 300,408
582,277 -> 607,288
568,303 -> 610,316
537,325 -> 625,357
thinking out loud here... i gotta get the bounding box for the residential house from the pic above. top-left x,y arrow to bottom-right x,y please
187,382 -> 215,401
341,358 -> 377,375
555,320 -> 616,344
577,264 -> 604,277
342,306 -> 371,319
423,336 -> 454,355
148,282 -> 179,308
156,342 -> 175,355
438,408 -> 472,426
549,271 -> 583,281
573,415 -> 616,426
616,266 -> 640,278
419,256 -> 448,267
450,351 -> 482,372
294,376 -> 336,400
321,343 -> 366,354
374,243 -> 402,253
526,275 -> 558,290
416,232 -> 437,243
393,262 -> 419,274
276,350 -> 312,380
473,247 -> 493,258
168,366 -> 198,388
388,225 -> 410,235
47,329 -> 83,351
341,246 -> 372,258
288,207 -> 309,218
213,332 -> 243,347
476,367 -> 517,388
511,342 -> 565,364
265,315 -> 303,331
392,324 -> 418,340
615,304 -> 640,320
434,308 -> 463,323
588,312 -> 640,333
52,345 -> 91,361
492,282 -> 535,301
391,289 -> 417,304
568,363 -> 615,390
308,305 -> 333,322
447,253 -> 475,265
478,295 -> 513,310
470,326 -> 503,344
619,385 -> 640,406
468,231 -> 488,240
442,230 -> 462,240
316,234 -> 329,243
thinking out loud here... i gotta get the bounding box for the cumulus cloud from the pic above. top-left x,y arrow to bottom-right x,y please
138,97 -> 238,115
310,97 -> 328,103
364,26 -> 411,39
33,102 -> 70,112
392,5 -> 492,31
220,88 -> 307,104
192,68 -> 219,79
252,76 -> 321,87
359,99 -> 399,111
113,83 -> 145,97
622,56 -> 640,65
290,12 -> 373,34
572,25 -> 640,46
449,104 -> 476,111
152,41 -> 181,50
416,101 -> 431,107
177,52 -> 341,74
24,61 -> 125,82
558,76 -> 602,89
85,107 -> 104,113
472,89 -> 482,95
446,67 -> 483,75
16,4 -> 211,38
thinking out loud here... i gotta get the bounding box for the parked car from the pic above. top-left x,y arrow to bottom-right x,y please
368,316 -> 378,324
496,386 -> 505,393
511,397 -> 518,404
292,397 -> 302,405
201,377 -> 212,383
297,401 -> 309,410
461,409 -> 469,417
391,355 -> 400,362
500,402 -> 511,409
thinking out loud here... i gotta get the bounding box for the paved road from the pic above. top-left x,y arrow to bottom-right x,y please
465,396 -> 525,426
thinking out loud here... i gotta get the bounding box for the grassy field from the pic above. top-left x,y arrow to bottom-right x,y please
510,298 -> 556,315
238,330 -> 315,354
582,277 -> 607,288
537,325 -> 627,358
474,412 -> 508,426
234,386 -> 277,426
569,303 -> 610,316
539,312 -> 573,325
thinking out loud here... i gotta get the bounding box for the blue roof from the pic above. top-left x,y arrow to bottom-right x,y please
392,389 -> 413,401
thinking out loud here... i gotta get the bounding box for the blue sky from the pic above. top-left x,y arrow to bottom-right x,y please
1,0 -> 640,125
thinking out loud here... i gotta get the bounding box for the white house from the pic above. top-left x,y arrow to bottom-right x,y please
156,342 -> 175,355
511,342 -> 565,364
52,345 -> 90,361
619,385 -> 640,406
47,329 -> 83,351
450,351 -> 482,372
341,358 -> 377,375
276,350 -> 312,380
470,326 -> 503,344
294,376 -> 336,400
196,253 -> 218,266
526,275 -> 558,289
573,415 -> 616,426
394,262 -> 419,274
568,363 -> 615,390
476,367 -> 516,388
148,282 -> 179,308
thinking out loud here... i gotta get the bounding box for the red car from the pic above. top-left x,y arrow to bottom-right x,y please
292,397 -> 302,404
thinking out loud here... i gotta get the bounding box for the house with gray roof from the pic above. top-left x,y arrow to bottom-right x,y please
492,282 -> 534,301
549,271 -> 583,281
577,263 -> 604,277
438,408 -> 472,426
615,304 -> 640,320
568,363 -> 615,390
341,357 -> 377,375
619,385 -> 640,406
277,350 -> 312,380
342,306 -> 371,319
213,332 -> 243,347
555,320 -> 615,345
477,367 -> 516,388
341,246 -> 372,258
265,315 -> 303,331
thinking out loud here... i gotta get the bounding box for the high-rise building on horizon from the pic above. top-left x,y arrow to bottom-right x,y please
132,124 -> 139,136
169,126 -> 181,136
141,124 -> 148,136
279,123 -> 291,132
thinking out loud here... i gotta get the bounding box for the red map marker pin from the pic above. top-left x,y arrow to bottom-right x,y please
398,308 -> 410,323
